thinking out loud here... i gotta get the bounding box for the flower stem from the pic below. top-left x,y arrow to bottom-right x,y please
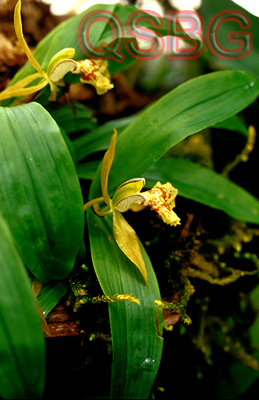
84,197 -> 104,211
93,203 -> 113,217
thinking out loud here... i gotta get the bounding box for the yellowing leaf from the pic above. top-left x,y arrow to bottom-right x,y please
32,279 -> 51,336
113,210 -> 148,286
32,278 -> 43,297
101,129 -> 117,206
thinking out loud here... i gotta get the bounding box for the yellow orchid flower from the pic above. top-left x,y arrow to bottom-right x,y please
0,0 -> 113,103
73,59 -> 114,95
84,130 -> 181,286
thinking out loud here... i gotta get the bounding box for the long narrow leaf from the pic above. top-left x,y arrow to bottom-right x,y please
212,115 -> 248,136
200,0 -> 259,80
0,214 -> 45,399
144,158 -> 259,224
87,209 -> 163,399
46,102 -> 97,135
100,71 -> 259,195
74,114 -> 140,162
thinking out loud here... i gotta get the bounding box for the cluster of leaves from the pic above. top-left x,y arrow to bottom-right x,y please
1,0 -> 259,399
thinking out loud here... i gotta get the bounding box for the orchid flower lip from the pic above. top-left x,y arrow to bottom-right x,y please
115,194 -> 147,213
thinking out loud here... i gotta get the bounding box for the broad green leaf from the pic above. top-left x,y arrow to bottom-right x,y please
0,214 -> 45,399
0,103 -> 84,282
59,126 -> 77,164
73,113 -> 139,162
212,115 -> 248,136
46,102 -> 97,134
87,208 -> 163,399
88,70 -> 259,196
74,114 -> 247,166
77,160 -> 100,180
37,280 -> 68,317
73,113 -> 247,165
144,158 -> 259,224
199,0 -> 259,80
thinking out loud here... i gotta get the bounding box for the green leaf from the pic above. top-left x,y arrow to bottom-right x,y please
59,126 -> 77,164
0,213 -> 45,399
46,102 -> 97,135
0,103 -> 84,282
87,208 -> 163,398
73,113 -> 140,162
77,160 -> 100,180
89,70 -> 259,196
144,158 -> 259,224
37,280 -> 68,317
200,0 -> 259,80
212,115 -> 248,136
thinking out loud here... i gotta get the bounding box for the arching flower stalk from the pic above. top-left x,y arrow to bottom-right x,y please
0,0 -> 113,103
84,130 -> 181,286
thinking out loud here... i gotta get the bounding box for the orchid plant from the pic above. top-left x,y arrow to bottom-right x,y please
0,0 -> 113,103
84,130 -> 180,286
1,1 -> 259,399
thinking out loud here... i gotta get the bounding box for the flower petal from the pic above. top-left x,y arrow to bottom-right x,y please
0,72 -> 43,102
113,210 -> 148,286
101,129 -> 117,206
73,59 -> 114,95
142,181 -> 181,226
49,59 -> 77,82
0,80 -> 48,102
46,48 -> 75,76
112,178 -> 146,208
115,194 -> 147,213
14,0 -> 46,77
